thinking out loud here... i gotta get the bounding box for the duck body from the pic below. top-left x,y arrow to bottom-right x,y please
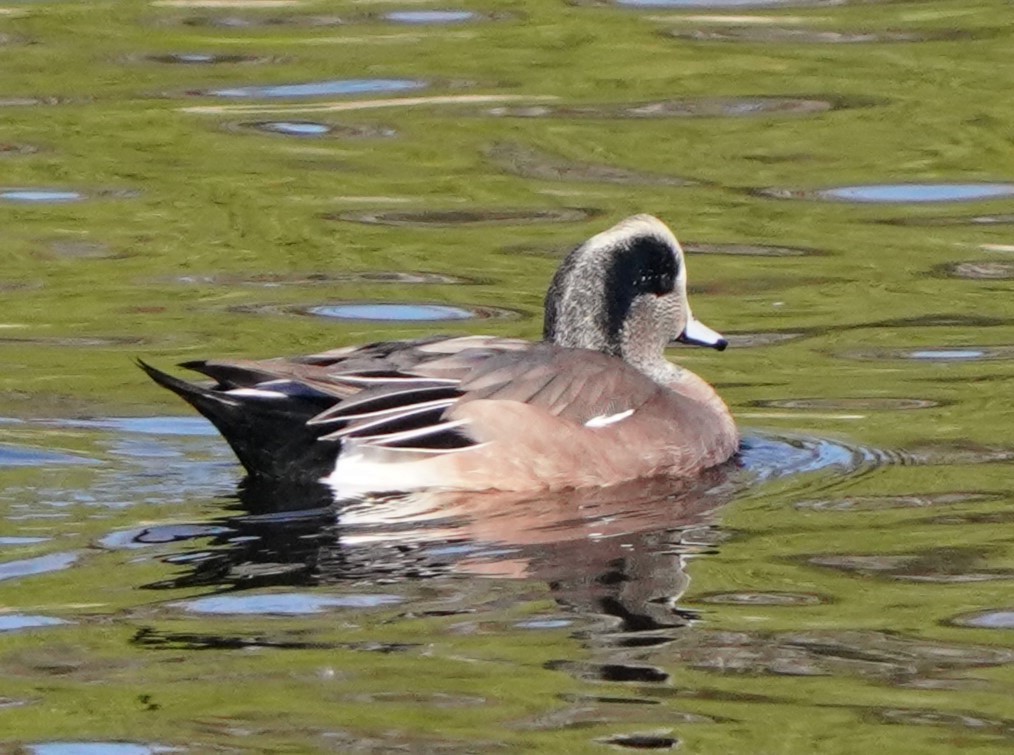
141,215 -> 738,493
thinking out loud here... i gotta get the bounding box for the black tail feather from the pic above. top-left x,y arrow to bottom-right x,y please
137,359 -> 340,482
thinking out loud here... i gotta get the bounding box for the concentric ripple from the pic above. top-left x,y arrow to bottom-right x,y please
738,431 -> 889,485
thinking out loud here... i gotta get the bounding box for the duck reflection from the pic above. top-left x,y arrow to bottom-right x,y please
139,464 -> 739,632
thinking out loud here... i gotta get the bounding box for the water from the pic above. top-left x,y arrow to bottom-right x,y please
202,79 -> 427,99
2,0 -> 1014,752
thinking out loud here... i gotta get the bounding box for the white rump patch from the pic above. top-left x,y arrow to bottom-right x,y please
584,408 -> 634,428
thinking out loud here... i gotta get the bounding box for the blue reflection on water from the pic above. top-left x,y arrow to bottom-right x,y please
30,745 -> 176,755
0,444 -> 99,467
821,183 -> 1014,203
0,552 -> 79,581
0,189 -> 83,203
384,11 -> 476,24
256,121 -> 332,136
54,416 -> 219,436
0,614 -> 69,632
207,79 -> 426,99
957,610 -> 1014,629
176,592 -> 403,615
908,349 -> 987,361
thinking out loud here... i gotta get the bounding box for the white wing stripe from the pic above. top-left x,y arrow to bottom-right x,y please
584,409 -> 634,428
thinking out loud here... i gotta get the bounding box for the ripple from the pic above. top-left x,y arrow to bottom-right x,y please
0,552 -> 79,582
939,261 -> 1014,280
595,732 -> 678,750
144,52 -> 266,64
614,0 -> 828,7
684,241 -> 819,257
752,397 -> 939,412
881,213 -> 1014,227
667,27 -> 984,44
0,143 -> 39,157
229,120 -> 396,138
99,523 -> 231,550
176,10 -> 495,27
302,303 -> 516,322
383,10 -> 478,24
167,270 -> 471,286
547,660 -> 670,683
198,78 -> 427,99
950,610 -> 1014,629
650,628 -> 1014,681
807,546 -> 1014,583
696,591 -> 827,606
0,96 -> 85,107
47,240 -> 116,259
839,346 -> 1014,362
759,183 -> 1014,203
873,708 -> 1014,734
0,335 -> 145,348
330,207 -> 598,226
901,441 -> 1014,466
794,492 -> 1001,512
486,142 -> 694,186
485,96 -> 848,119
174,592 -> 403,615
0,615 -> 69,632
723,331 -> 805,348
738,431 -> 888,483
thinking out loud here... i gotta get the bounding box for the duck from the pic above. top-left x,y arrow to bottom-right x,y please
139,214 -> 738,493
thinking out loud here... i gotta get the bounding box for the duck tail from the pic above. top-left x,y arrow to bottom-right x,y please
136,359 -> 340,482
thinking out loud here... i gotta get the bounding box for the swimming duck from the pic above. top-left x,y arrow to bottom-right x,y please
140,214 -> 738,492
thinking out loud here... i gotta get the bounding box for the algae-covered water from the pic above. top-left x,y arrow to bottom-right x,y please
2,0 -> 1014,752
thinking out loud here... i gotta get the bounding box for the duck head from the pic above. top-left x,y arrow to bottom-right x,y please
543,215 -> 727,375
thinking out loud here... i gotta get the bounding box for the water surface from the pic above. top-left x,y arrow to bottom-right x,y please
1,0 -> 1013,752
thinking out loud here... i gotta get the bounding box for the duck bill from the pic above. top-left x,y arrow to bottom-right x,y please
675,316 -> 728,352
